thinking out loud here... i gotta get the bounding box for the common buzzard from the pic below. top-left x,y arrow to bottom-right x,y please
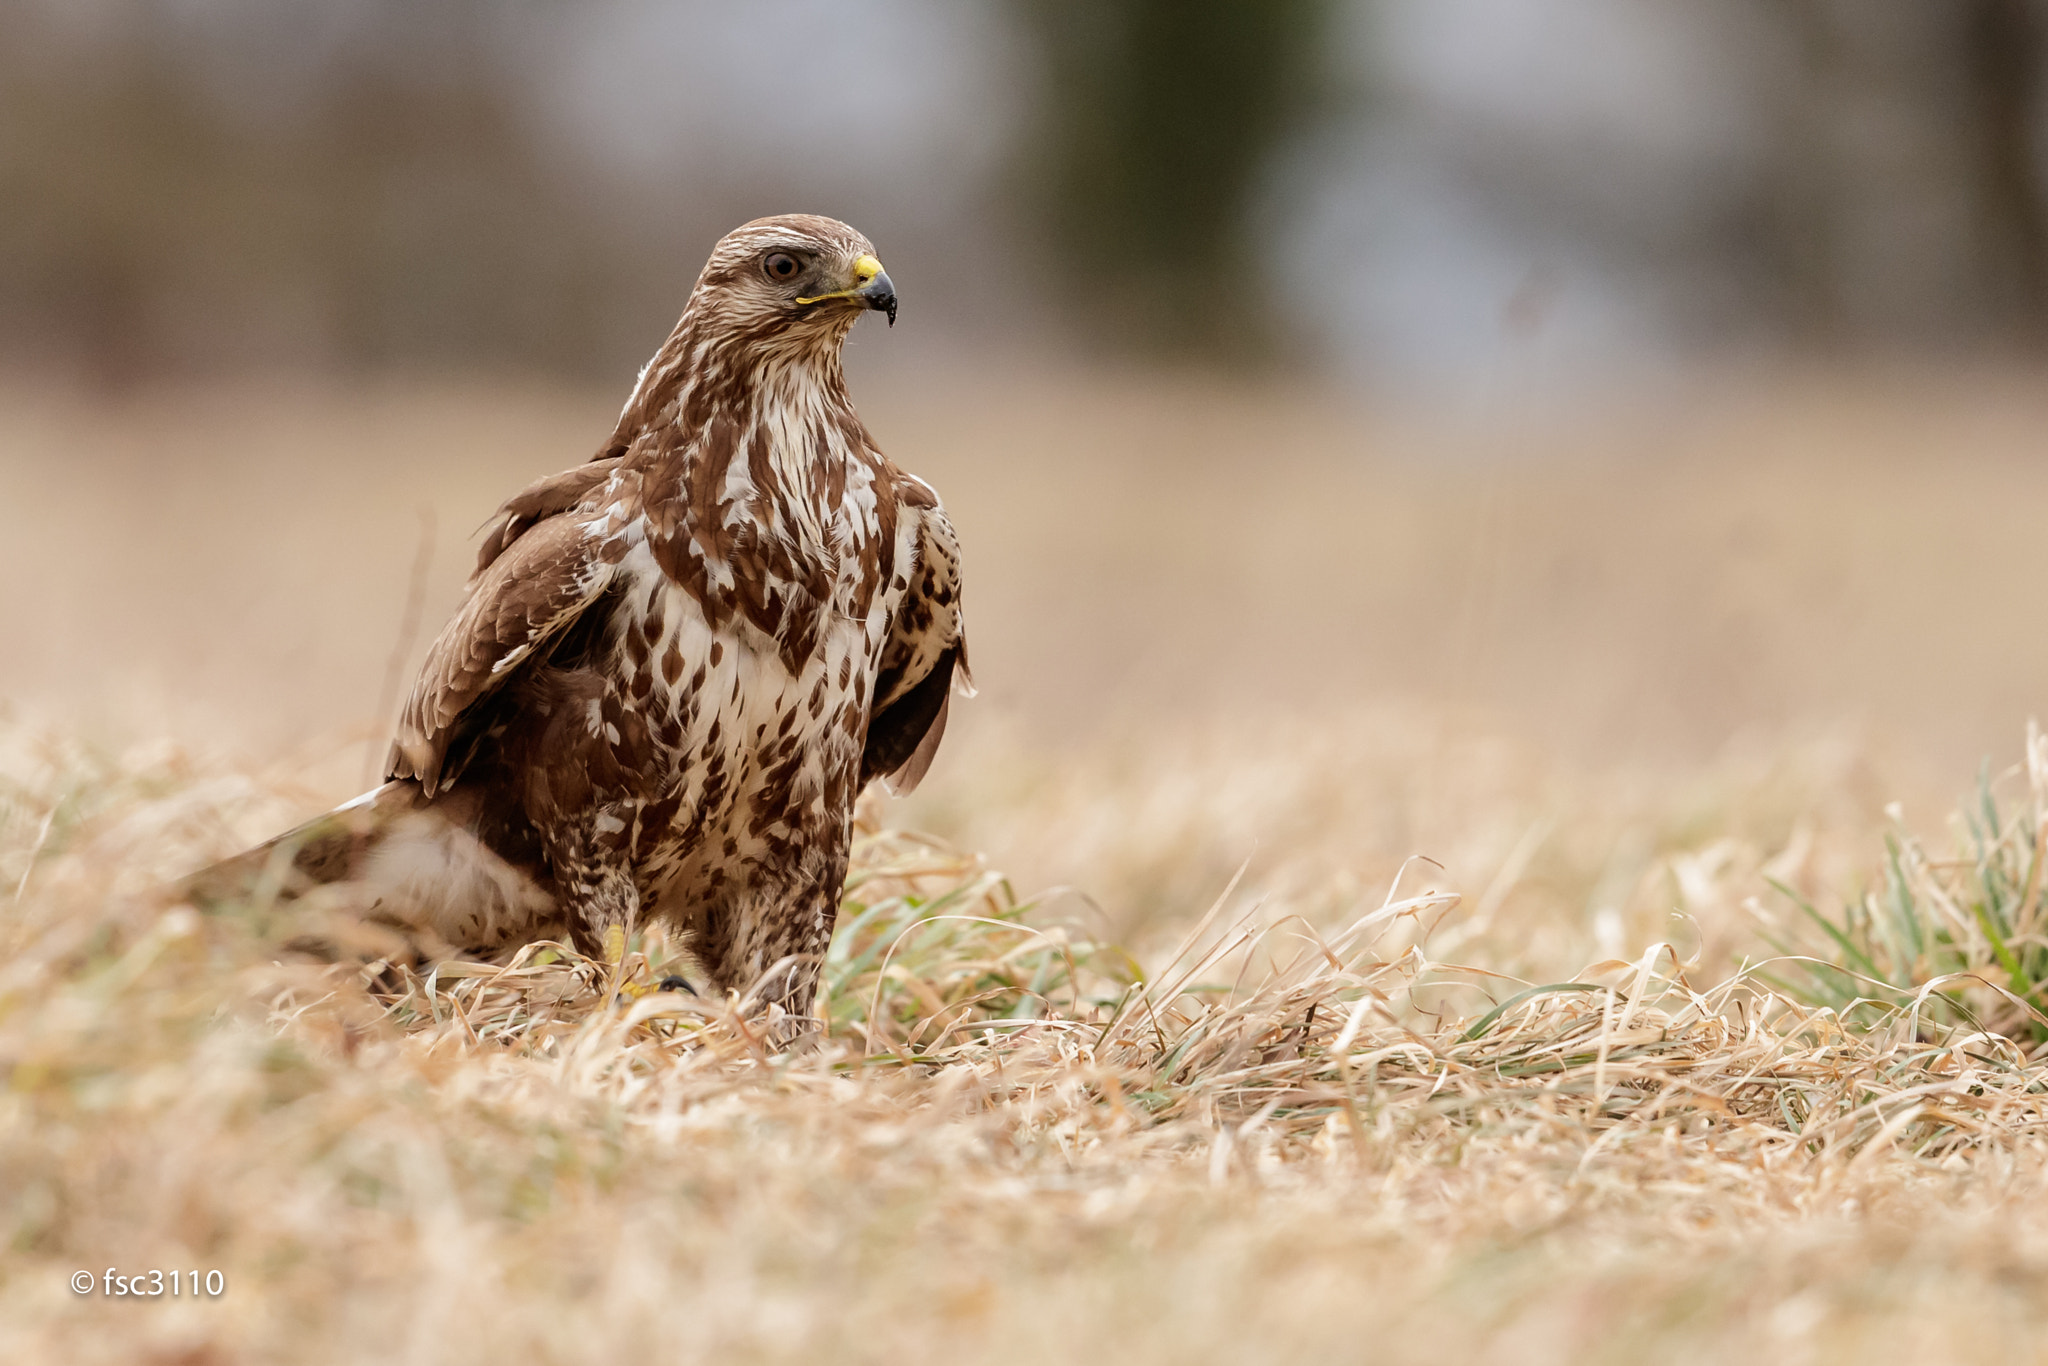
200,215 -> 968,1028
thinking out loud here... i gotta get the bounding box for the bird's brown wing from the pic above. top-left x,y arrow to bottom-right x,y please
388,510 -> 621,797
862,492 -> 969,795
473,456 -> 624,575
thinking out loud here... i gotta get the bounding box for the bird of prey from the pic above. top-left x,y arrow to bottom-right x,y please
196,214 -> 968,1029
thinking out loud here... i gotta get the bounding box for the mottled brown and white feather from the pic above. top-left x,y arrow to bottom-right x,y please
285,212 -> 974,1023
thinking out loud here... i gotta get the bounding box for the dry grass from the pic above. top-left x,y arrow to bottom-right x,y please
11,709 -> 2048,1364
11,368 -> 2048,1361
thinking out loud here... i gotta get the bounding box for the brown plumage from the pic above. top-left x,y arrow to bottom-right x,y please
194,215 -> 968,1028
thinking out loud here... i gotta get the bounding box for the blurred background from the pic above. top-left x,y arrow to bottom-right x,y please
5,0 -> 2048,952
9,0 -> 2048,380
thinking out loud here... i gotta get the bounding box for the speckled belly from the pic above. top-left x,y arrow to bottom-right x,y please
614,571 -> 887,910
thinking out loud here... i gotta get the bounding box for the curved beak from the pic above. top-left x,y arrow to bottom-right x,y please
860,267 -> 898,327
797,253 -> 899,326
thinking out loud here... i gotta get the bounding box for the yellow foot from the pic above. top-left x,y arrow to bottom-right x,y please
601,923 -> 630,1003
616,974 -> 697,1004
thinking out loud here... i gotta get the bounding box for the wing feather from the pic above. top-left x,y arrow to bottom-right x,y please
473,456 -> 623,576
862,495 -> 968,793
387,512 -> 618,796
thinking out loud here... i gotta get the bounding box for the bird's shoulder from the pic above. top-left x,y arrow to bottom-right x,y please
389,506 -> 624,794
884,462 -> 943,514
860,463 -> 969,794
474,454 -> 630,578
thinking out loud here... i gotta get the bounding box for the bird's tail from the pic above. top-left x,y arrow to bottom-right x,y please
177,782 -> 557,960
179,781 -> 423,907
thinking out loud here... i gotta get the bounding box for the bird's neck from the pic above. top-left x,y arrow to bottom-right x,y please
604,320 -> 869,525
617,310 -> 852,430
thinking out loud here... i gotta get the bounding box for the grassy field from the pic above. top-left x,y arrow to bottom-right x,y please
7,366 -> 2048,1362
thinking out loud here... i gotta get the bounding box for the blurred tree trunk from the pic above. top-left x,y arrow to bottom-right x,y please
1765,0 -> 2048,349
1962,0 -> 2048,343
1011,0 -> 1331,360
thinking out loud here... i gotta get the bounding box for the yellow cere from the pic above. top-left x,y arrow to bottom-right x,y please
796,255 -> 886,305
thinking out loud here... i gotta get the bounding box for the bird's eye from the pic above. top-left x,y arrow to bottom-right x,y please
764,252 -> 800,281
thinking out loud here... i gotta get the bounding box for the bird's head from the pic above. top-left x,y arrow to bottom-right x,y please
688,215 -> 897,353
